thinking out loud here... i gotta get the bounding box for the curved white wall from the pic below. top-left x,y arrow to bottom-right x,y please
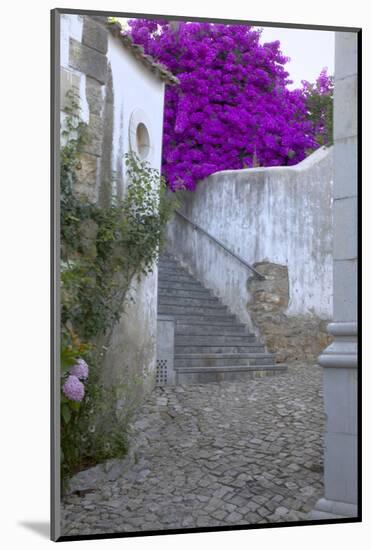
167,146 -> 333,323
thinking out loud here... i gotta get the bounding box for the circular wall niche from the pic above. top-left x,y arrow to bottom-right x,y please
128,109 -> 154,162
136,122 -> 150,159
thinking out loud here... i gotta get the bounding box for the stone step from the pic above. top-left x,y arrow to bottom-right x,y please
158,265 -> 186,273
171,314 -> 240,324
157,252 -> 282,385
159,296 -> 220,307
175,334 -> 257,346
175,364 -> 288,384
158,288 -> 214,299
158,305 -> 229,316
158,265 -> 197,276
175,323 -> 249,335
157,265 -> 180,273
158,281 -> 205,291
158,256 -> 178,264
158,256 -> 181,267
159,268 -> 195,276
158,254 -> 177,263
174,353 -> 275,368
158,256 -> 184,265
175,345 -> 266,354
158,269 -> 190,279
159,273 -> 203,284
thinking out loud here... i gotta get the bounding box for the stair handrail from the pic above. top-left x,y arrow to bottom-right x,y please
174,209 -> 265,280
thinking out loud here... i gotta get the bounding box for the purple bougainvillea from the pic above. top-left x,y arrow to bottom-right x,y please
127,20 -> 329,190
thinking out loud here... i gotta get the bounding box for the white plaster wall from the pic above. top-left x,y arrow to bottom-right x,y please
167,146 -> 333,322
105,33 -> 166,381
107,33 -> 165,193
103,269 -> 159,390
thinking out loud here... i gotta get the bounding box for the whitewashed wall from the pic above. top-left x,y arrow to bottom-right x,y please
104,31 -> 165,388
107,33 -> 165,192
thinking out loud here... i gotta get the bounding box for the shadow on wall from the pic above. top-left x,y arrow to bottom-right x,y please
247,262 -> 332,363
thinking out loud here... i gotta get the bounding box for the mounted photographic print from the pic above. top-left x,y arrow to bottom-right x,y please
51,8 -> 361,542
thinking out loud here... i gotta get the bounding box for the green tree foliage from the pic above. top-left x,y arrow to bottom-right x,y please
302,68 -> 334,148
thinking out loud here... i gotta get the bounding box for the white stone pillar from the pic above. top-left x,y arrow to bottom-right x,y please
310,31 -> 358,520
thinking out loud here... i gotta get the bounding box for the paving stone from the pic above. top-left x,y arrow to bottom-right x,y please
259,505 -> 272,517
246,512 -> 261,523
61,362 -> 324,535
226,511 -> 243,523
211,509 -> 228,521
276,506 -> 290,516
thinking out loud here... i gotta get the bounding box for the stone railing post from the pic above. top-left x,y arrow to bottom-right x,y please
310,31 -> 358,520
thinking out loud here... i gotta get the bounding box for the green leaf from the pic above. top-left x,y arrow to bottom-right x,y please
61,403 -> 71,424
61,347 -> 78,370
69,401 -> 81,412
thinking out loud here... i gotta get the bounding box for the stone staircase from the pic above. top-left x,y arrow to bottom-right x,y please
157,252 -> 287,384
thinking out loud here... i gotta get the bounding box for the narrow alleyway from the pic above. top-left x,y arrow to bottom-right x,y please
62,362 -> 324,535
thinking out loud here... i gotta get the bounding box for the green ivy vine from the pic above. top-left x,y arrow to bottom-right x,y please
60,89 -> 178,487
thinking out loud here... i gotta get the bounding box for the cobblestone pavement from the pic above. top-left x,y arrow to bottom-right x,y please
61,362 -> 325,536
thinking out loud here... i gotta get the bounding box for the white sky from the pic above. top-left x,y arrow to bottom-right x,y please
260,26 -> 335,88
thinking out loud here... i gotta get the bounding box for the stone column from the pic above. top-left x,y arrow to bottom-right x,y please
310,31 -> 358,520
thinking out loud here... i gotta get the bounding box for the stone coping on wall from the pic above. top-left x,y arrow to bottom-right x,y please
202,145 -> 332,181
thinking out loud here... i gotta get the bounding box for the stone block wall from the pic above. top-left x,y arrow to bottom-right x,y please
61,15 -> 110,203
247,262 -> 332,363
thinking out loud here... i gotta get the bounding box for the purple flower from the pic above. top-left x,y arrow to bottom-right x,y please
63,375 -> 85,402
126,19 -> 332,190
70,358 -> 89,380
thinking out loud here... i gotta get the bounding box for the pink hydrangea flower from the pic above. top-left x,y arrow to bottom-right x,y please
63,375 -> 85,402
70,358 -> 89,380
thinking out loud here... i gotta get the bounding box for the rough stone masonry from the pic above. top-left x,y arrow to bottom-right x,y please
247,262 -> 332,363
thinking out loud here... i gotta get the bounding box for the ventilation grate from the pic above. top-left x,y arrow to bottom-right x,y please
156,359 -> 168,385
